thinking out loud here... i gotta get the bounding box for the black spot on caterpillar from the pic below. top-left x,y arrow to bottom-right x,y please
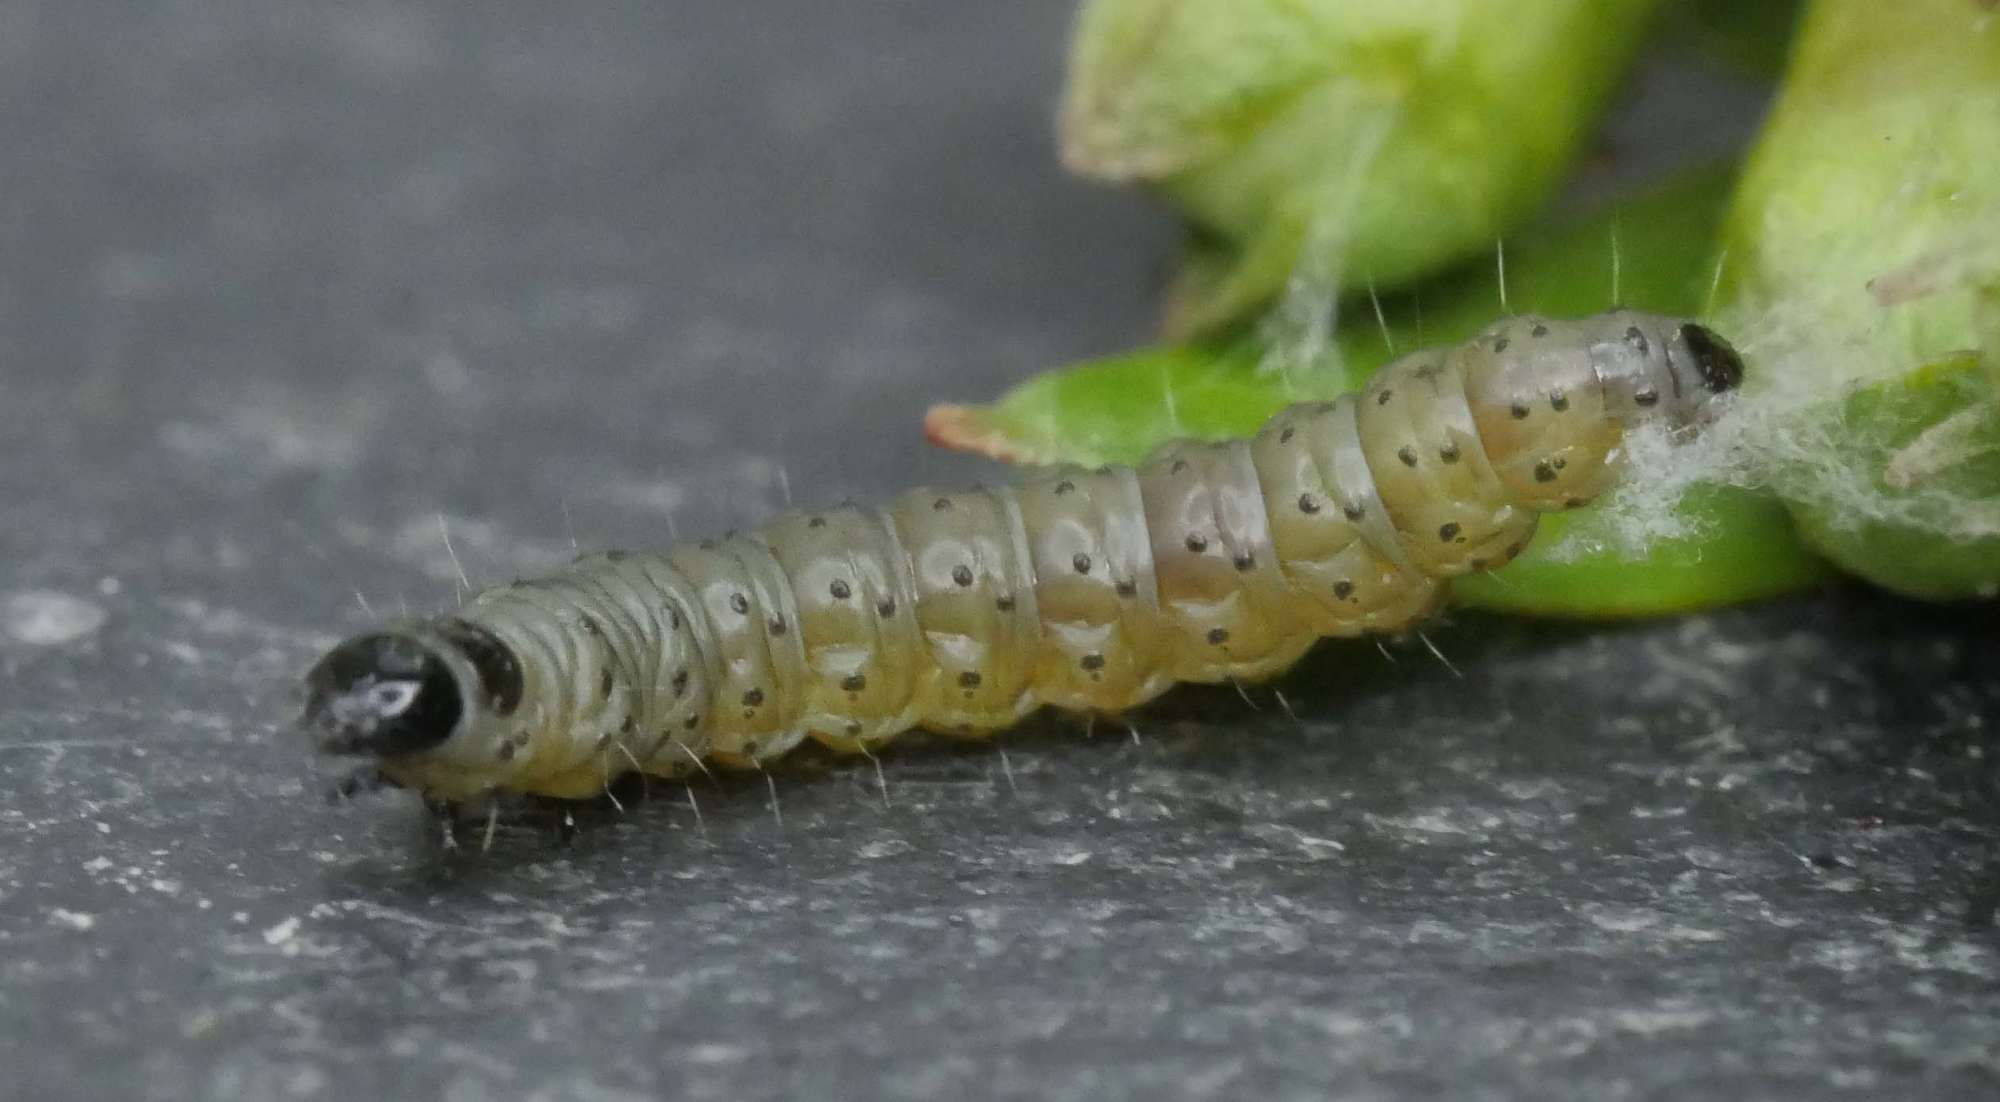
300,311 -> 1742,804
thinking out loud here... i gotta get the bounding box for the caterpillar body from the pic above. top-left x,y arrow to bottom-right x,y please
302,310 -> 1744,805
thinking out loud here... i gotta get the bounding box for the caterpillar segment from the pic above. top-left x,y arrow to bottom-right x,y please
300,310 -> 1744,805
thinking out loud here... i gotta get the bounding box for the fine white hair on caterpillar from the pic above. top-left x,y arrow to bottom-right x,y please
298,309 -> 1744,810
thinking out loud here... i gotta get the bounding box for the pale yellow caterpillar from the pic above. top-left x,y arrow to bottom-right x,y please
301,310 -> 1743,806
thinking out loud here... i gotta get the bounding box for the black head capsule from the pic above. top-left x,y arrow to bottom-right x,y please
1679,323 -> 1744,394
1628,317 -> 1746,427
300,633 -> 463,757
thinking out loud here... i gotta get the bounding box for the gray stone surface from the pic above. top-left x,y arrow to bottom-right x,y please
1,3 -> 1995,1100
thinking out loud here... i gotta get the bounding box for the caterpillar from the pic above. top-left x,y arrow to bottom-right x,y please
301,310 -> 1743,808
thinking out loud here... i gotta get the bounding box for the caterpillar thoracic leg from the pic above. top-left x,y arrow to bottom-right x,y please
299,310 -> 1744,806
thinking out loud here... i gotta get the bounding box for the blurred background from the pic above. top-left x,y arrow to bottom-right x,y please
1,4 -> 1994,1100
4,2 -> 1171,557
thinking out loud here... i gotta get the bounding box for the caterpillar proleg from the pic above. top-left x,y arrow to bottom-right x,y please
301,310 -> 1743,805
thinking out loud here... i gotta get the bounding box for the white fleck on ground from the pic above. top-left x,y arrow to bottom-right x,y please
3,591 -> 108,646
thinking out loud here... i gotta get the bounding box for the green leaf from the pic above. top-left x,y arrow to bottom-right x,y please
929,167 -> 1831,617
1785,357 -> 2000,601
1451,485 -> 1827,618
1717,0 -> 2000,601
1059,0 -> 1661,337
